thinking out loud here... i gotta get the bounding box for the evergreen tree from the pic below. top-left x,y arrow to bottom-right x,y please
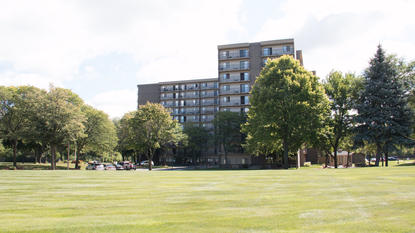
355,45 -> 413,166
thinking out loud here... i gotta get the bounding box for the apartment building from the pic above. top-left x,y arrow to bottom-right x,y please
137,38 -> 303,166
218,38 -> 301,112
138,78 -> 219,129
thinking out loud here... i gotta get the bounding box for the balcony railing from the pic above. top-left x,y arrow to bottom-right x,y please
187,118 -> 200,122
200,93 -> 217,98
221,76 -> 250,83
219,51 -> 249,60
201,101 -> 217,106
221,101 -> 240,106
201,117 -> 214,122
263,48 -> 294,57
182,94 -> 199,99
186,102 -> 199,106
219,64 -> 250,72
221,89 -> 240,95
201,85 -> 217,90
201,109 -> 216,114
186,86 -> 200,90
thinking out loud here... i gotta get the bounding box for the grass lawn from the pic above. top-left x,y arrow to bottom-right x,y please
0,165 -> 414,232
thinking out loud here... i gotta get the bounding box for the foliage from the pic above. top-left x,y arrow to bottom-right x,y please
243,55 -> 329,168
75,105 -> 117,167
128,103 -> 186,170
183,123 -> 211,164
320,71 -> 362,167
213,111 -> 245,165
31,85 -> 86,169
355,45 -> 413,166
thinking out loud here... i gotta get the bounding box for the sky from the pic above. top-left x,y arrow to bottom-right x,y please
1,0 -> 414,118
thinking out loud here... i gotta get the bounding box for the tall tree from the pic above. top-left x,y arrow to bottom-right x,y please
33,86 -> 85,170
75,105 -> 117,168
322,71 -> 362,168
128,103 -> 186,170
183,123 -> 210,165
0,86 -> 42,167
355,45 -> 413,166
213,111 -> 245,166
243,55 -> 329,169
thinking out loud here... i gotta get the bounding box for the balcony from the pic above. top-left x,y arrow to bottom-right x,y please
221,89 -> 240,95
186,85 -> 200,90
201,117 -> 214,122
219,64 -> 250,72
200,92 -> 217,98
221,76 -> 250,83
219,51 -> 249,60
262,48 -> 294,57
163,103 -> 176,108
187,117 -> 200,122
201,100 -> 217,106
201,84 -> 218,90
186,102 -> 199,106
182,94 -> 199,99
201,109 -> 216,114
221,101 -> 240,106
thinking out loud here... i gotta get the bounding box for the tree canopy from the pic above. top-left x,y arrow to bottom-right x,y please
243,55 -> 329,169
355,45 -> 413,166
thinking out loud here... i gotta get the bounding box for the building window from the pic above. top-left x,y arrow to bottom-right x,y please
263,47 -> 272,56
240,61 -> 249,69
223,96 -> 230,102
240,84 -> 249,93
284,46 -> 292,53
240,49 -> 248,58
240,72 -> 249,81
223,73 -> 230,80
223,85 -> 230,91
241,96 -> 249,105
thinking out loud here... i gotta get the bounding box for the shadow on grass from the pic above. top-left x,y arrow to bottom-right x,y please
0,163 -> 80,170
396,162 -> 415,167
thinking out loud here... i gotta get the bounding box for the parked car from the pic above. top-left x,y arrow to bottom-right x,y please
140,160 -> 154,166
115,164 -> 124,170
105,164 -> 116,170
118,161 -> 136,170
94,164 -> 105,170
370,158 -> 377,162
86,164 -> 95,170
389,156 -> 398,161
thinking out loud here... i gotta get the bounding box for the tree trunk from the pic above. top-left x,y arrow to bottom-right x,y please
334,149 -> 338,168
385,150 -> 388,167
74,143 -> 79,169
12,139 -> 17,167
375,144 -> 381,166
50,144 -> 56,170
67,142 -> 70,170
148,150 -> 153,171
283,140 -> 289,169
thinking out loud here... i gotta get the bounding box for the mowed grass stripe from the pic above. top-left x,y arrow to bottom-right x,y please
0,167 -> 414,232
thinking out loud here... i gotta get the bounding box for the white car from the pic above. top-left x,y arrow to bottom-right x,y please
140,160 -> 154,166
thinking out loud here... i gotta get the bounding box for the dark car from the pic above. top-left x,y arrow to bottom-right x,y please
115,164 -> 124,170
118,161 -> 136,170
389,156 -> 398,161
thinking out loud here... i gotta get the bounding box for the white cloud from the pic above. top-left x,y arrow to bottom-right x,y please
0,0 -> 244,117
87,89 -> 137,118
254,0 -> 415,78
1,0 -> 414,117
